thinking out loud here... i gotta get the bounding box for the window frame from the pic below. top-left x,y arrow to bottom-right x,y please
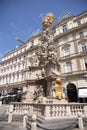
79,31 -> 84,39
62,24 -> 67,33
64,48 -> 70,56
84,58 -> 87,69
66,61 -> 72,73
81,43 -> 87,52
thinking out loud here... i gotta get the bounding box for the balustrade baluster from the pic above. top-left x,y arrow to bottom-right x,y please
9,103 -> 87,119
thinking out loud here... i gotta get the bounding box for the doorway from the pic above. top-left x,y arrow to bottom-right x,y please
67,83 -> 78,102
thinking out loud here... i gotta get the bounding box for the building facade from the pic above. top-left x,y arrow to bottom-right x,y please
0,44 -> 27,102
0,10 -> 87,103
53,11 -> 87,102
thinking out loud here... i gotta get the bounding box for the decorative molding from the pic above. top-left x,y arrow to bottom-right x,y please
78,38 -> 87,44
62,43 -> 70,49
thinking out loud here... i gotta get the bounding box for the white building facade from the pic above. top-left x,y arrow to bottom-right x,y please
0,44 -> 27,102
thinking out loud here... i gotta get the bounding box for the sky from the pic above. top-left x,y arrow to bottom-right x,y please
0,0 -> 87,61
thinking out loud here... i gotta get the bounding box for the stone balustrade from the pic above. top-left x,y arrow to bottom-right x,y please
9,102 -> 87,119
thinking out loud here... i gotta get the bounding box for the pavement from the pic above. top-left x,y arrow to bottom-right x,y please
0,122 -> 26,130
26,117 -> 87,130
73,127 -> 87,130
0,121 -> 87,130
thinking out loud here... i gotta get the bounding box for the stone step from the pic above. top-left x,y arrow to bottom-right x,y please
37,118 -> 78,130
26,116 -> 78,130
37,122 -> 77,130
37,116 -> 77,124
0,114 -> 8,121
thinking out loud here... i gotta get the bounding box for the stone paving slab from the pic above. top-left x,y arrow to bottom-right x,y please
73,127 -> 87,130
0,121 -> 87,130
37,126 -> 87,130
0,122 -> 26,130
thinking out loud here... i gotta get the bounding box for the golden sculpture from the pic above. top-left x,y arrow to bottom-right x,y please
42,13 -> 54,29
53,77 -> 63,100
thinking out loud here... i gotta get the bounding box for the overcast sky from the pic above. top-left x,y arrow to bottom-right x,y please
0,0 -> 87,60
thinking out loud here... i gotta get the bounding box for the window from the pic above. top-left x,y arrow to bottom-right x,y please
22,74 -> 23,80
18,50 -> 20,54
79,31 -> 84,38
62,25 -> 67,32
24,55 -> 25,59
63,37 -> 68,43
8,67 -> 9,72
64,48 -> 70,56
2,89 -> 8,96
81,43 -> 87,51
18,64 -> 20,69
84,58 -> 87,69
78,21 -> 81,26
4,68 -> 6,73
19,57 -> 21,60
1,70 -> 3,74
17,74 -> 19,80
66,62 -> 72,72
29,57 -> 33,66
22,48 -> 24,52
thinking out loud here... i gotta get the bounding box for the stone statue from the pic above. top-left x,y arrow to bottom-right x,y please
35,12 -> 62,100
33,85 -> 45,103
52,77 -> 63,100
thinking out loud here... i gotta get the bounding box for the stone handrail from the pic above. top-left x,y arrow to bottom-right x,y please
9,102 -> 87,119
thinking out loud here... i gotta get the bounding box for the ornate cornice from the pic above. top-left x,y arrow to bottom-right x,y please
54,22 -> 87,41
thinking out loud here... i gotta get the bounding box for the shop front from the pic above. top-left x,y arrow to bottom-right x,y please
78,87 -> 87,103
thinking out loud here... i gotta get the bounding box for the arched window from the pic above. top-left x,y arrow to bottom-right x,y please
67,83 -> 78,102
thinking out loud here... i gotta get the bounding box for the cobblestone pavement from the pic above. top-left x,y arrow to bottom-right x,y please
0,122 -> 26,130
